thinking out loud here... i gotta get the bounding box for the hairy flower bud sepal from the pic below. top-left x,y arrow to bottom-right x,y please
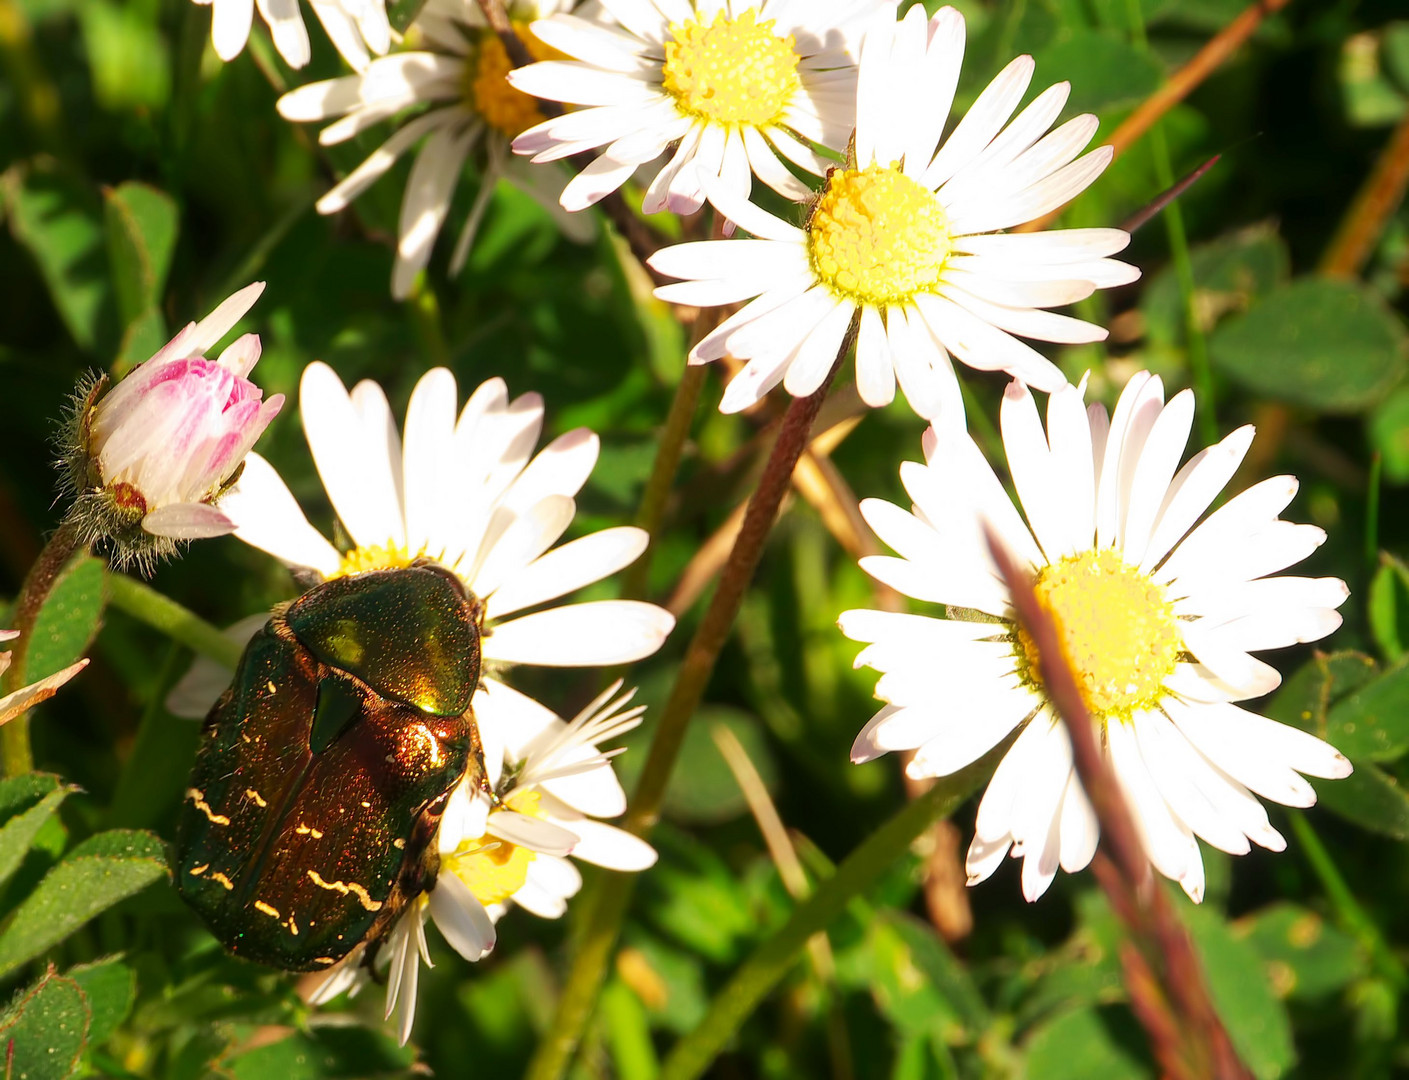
57,283 -> 283,570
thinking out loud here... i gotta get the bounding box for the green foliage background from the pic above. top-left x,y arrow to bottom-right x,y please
3,0 -> 1409,1076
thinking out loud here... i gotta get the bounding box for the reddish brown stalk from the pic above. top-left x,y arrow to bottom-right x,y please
986,526 -> 1251,1080
1321,107 -> 1409,278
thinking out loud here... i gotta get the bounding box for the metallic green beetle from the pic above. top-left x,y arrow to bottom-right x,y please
175,563 -> 484,972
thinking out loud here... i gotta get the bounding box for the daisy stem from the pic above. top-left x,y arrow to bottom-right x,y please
1,519 -> 86,777
527,329 -> 856,1080
1287,813 -> 1407,990
623,310 -> 722,598
657,761 -> 989,1080
105,573 -> 244,670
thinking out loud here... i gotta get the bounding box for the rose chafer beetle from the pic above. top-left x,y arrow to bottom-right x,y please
175,563 -> 484,972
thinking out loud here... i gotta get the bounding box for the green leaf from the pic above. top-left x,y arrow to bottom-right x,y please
1237,903 -> 1365,1002
669,707 -> 779,824
1209,277 -> 1409,412
1141,226 -> 1289,347
0,968 -> 91,1080
1183,904 -> 1297,1079
1369,387 -> 1409,483
1,161 -> 118,353
1322,659 -> 1409,761
1022,1006 -> 1154,1080
1031,31 -> 1164,114
0,830 -> 167,979
1383,22 -> 1409,97
76,0 -> 171,112
67,958 -> 134,1048
114,305 -> 170,376
225,1027 -> 417,1079
867,912 -> 988,1043
26,555 -> 106,683
1309,760 -> 1409,840
1368,556 -> 1409,661
0,774 -> 76,894
104,181 -> 178,328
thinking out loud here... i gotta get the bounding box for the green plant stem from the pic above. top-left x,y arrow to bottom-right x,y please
1,519 -> 86,777
525,332 -> 855,1080
622,365 -> 709,599
658,765 -> 988,1080
1288,813 -> 1408,990
1125,0 -> 1217,445
105,573 -> 244,669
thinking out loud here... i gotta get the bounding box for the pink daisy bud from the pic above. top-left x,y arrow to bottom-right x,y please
61,283 -> 284,568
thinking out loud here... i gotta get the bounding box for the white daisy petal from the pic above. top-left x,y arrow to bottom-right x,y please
483,601 -> 675,665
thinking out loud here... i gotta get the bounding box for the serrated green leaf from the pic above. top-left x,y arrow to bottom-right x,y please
0,830 -> 167,979
1022,1006 -> 1153,1080
1237,903 -> 1365,1002
0,968 -> 91,1080
1368,557 -> 1409,661
26,555 -> 106,683
67,958 -> 134,1048
1209,278 -> 1409,413
2,161 -> 118,353
104,181 -> 177,327
0,774 -> 76,894
1183,904 -> 1296,1079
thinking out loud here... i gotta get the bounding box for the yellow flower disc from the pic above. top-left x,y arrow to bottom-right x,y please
1018,549 -> 1181,721
470,23 -> 556,139
449,790 -> 545,906
334,544 -> 417,579
807,163 -> 953,306
661,10 -> 800,127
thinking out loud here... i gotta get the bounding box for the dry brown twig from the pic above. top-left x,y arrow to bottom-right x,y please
1019,0 -> 1293,234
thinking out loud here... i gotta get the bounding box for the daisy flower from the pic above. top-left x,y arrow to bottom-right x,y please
218,361 -> 675,700
508,0 -> 892,213
316,680 -> 657,1043
193,0 -> 392,71
647,5 -> 1139,418
840,372 -> 1352,903
276,0 -> 593,299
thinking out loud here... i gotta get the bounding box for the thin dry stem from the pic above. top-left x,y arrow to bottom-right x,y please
1019,0 -> 1292,233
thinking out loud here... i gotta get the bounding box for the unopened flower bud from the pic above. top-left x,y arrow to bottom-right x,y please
60,282 -> 284,568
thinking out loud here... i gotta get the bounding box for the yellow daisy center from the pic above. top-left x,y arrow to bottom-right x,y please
448,790 -> 545,906
333,544 -> 417,579
660,9 -> 800,127
807,163 -> 953,307
1018,549 -> 1181,721
468,23 -> 556,139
